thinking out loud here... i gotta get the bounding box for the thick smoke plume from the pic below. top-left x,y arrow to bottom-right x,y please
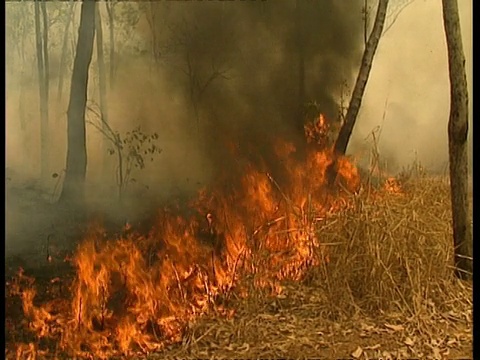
136,1 -> 364,181
5,1 -> 364,253
7,1 -> 471,255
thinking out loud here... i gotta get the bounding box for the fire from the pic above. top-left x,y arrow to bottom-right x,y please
384,176 -> 403,194
8,115 -> 360,359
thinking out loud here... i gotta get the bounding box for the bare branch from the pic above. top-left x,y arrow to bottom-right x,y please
383,0 -> 416,36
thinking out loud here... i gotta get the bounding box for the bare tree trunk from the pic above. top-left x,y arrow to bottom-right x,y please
34,0 -> 49,179
146,3 -> 159,63
71,8 -> 77,59
441,0 -> 472,280
333,0 -> 389,155
18,71 -> 27,132
363,0 -> 369,46
59,0 -> 96,204
40,0 -> 49,107
17,17 -> 29,170
95,2 -> 109,167
18,23 -> 27,132
105,1 -> 116,89
57,0 -> 75,102
296,0 -> 306,126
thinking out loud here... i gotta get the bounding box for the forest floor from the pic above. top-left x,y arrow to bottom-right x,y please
5,173 -> 473,359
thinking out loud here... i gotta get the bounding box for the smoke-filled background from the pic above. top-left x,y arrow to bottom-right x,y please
6,1 -> 365,195
5,0 -> 472,252
351,0 -> 473,173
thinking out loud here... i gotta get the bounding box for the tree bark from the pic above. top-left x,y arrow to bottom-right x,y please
40,0 -> 50,107
105,1 -> 116,89
296,0 -> 306,127
59,0 -> 96,204
441,0 -> 472,280
57,0 -> 75,102
333,0 -> 389,155
95,2 -> 110,167
34,0 -> 49,179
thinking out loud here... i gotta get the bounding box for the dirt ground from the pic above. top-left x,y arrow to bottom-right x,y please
153,289 -> 473,359
5,270 -> 473,359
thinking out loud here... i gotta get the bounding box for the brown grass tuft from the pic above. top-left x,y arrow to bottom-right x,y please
310,176 -> 471,321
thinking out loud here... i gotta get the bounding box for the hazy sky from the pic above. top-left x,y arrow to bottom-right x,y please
351,0 -> 472,172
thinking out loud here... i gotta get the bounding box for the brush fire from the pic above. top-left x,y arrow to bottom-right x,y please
6,115 -> 375,359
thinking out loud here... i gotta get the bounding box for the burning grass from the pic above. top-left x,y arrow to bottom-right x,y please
5,117 -> 472,359
153,176 -> 472,359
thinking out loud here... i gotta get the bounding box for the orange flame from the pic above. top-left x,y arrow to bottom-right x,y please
9,115 -> 361,358
384,177 -> 403,194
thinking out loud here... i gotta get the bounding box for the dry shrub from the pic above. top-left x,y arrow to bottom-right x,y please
310,176 -> 471,319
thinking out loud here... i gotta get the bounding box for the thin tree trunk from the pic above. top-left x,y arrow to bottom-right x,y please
363,0 -> 369,46
441,0 -> 472,280
95,2 -> 109,167
148,3 -> 159,63
106,1 -> 115,89
19,23 -> 27,132
71,8 -> 77,60
59,0 -> 96,204
57,0 -> 75,102
333,0 -> 389,155
296,0 -> 306,127
18,71 -> 27,132
40,0 -> 49,107
35,0 -> 49,179
18,15 -> 28,170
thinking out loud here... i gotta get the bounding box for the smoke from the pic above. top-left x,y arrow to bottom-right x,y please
5,0 -> 472,255
131,1 -> 364,179
349,0 -> 473,174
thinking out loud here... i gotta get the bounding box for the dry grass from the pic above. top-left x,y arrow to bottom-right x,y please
313,176 -> 468,317
6,175 -> 473,359
149,175 -> 473,359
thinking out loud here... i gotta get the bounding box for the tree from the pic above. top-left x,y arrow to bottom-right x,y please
95,1 -> 109,166
326,0 -> 388,186
170,19 -> 231,134
59,0 -> 96,204
105,0 -> 116,89
104,1 -> 141,88
34,0 -> 49,179
6,3 -> 32,134
441,0 -> 472,280
40,0 -> 50,107
296,0 -> 306,125
57,0 -> 76,102
86,103 -> 162,202
143,2 -> 161,63
333,0 -> 389,156
382,0 -> 416,37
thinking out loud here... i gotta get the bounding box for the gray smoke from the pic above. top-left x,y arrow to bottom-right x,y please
138,0 -> 364,177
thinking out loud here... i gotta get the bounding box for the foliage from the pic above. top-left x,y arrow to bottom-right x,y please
6,3 -> 34,64
86,103 -> 162,200
107,126 -> 162,191
106,2 -> 142,54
